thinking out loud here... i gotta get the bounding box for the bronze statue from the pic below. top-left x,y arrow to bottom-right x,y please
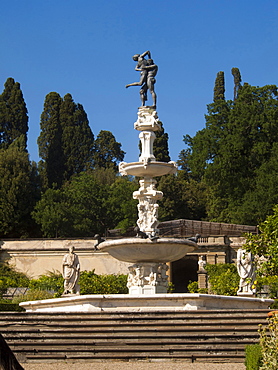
126,51 -> 158,108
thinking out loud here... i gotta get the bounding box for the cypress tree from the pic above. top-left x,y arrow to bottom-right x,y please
213,71 -> 225,102
37,92 -> 64,189
60,93 -> 94,182
231,67 -> 242,100
153,121 -> 171,162
0,78 -> 28,149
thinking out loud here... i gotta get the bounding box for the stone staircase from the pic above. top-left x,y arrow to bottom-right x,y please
0,309 -> 270,364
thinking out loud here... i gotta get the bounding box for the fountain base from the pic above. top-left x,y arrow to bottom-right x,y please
20,293 -> 273,313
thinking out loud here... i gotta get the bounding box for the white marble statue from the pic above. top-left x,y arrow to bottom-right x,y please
198,255 -> 206,271
62,246 -> 80,295
237,248 -> 256,295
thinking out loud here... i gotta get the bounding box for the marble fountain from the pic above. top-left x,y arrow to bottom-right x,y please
20,54 -> 273,313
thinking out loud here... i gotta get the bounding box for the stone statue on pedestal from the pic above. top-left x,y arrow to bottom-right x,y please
126,50 -> 158,108
237,248 -> 256,295
62,246 -> 80,295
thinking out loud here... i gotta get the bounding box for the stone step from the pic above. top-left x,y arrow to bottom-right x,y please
2,309 -> 271,364
4,330 -> 260,338
25,352 -> 245,363
0,309 -> 270,319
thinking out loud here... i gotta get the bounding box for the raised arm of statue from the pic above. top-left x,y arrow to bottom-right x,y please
140,50 -> 151,59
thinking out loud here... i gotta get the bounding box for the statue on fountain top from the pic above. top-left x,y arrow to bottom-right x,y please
126,50 -> 158,109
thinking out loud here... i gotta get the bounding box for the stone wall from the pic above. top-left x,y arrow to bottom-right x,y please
0,239 -> 130,279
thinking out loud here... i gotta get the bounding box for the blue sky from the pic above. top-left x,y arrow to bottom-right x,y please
1,0 -> 278,164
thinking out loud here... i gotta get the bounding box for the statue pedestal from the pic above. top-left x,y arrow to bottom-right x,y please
237,292 -> 256,298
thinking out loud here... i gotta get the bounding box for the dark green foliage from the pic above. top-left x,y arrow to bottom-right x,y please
60,94 -> 94,182
38,92 -> 94,189
28,271 -> 64,295
26,270 -> 128,295
32,170 -> 136,237
183,81 -> 278,225
213,71 -> 225,101
32,188 -> 69,238
92,130 -> 125,172
157,172 -> 207,222
205,263 -> 239,296
0,302 -> 24,312
0,263 -> 30,297
231,67 -> 242,100
245,344 -> 262,370
107,176 -> 138,232
37,92 -> 64,188
0,78 -> 28,149
244,205 -> 278,276
79,270 -> 128,294
0,137 -> 39,237
153,121 -> 170,162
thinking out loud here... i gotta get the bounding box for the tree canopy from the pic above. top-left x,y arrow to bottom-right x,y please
0,136 -> 38,237
180,69 -> 278,225
0,78 -> 28,150
38,92 -> 94,189
92,130 -> 125,172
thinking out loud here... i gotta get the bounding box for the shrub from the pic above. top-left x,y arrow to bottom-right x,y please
29,270 -> 64,296
245,343 -> 262,370
0,299 -> 24,312
205,263 -> 239,296
12,289 -> 54,304
187,281 -> 199,293
255,275 -> 278,299
80,271 -> 128,294
0,262 -> 30,297
259,311 -> 278,369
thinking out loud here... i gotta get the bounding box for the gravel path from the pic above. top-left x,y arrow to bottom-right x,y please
23,361 -> 246,370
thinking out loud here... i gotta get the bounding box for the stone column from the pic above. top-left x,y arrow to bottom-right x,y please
133,178 -> 163,235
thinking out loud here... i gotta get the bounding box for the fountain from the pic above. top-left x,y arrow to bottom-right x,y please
98,105 -> 197,295
20,52 -> 273,312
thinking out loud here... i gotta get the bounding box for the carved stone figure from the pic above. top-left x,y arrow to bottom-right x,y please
133,178 -> 163,236
198,255 -> 206,272
127,262 -> 169,294
62,246 -> 80,295
237,248 -> 256,295
126,50 -> 158,108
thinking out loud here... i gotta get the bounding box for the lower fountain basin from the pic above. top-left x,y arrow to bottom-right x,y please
119,161 -> 177,177
98,237 -> 197,263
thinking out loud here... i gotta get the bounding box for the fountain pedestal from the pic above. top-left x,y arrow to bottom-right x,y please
127,262 -> 168,294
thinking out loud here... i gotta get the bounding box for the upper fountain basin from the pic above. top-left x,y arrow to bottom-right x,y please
98,238 -> 197,263
119,161 -> 177,177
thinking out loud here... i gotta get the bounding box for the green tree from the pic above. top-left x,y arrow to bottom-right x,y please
38,92 -> 94,189
231,67 -> 242,100
64,171 -> 110,236
0,136 -> 38,237
213,71 -> 225,101
60,94 -> 94,182
32,188 -> 68,238
107,176 -> 138,231
157,171 -> 207,222
244,205 -> 278,276
0,77 -> 28,149
152,121 -> 170,162
182,82 -> 278,224
92,130 -> 125,171
37,92 -> 64,189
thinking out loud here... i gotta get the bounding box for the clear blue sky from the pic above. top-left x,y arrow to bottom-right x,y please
1,0 -> 278,164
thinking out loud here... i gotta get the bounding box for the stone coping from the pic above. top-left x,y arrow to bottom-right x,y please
20,293 -> 274,313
